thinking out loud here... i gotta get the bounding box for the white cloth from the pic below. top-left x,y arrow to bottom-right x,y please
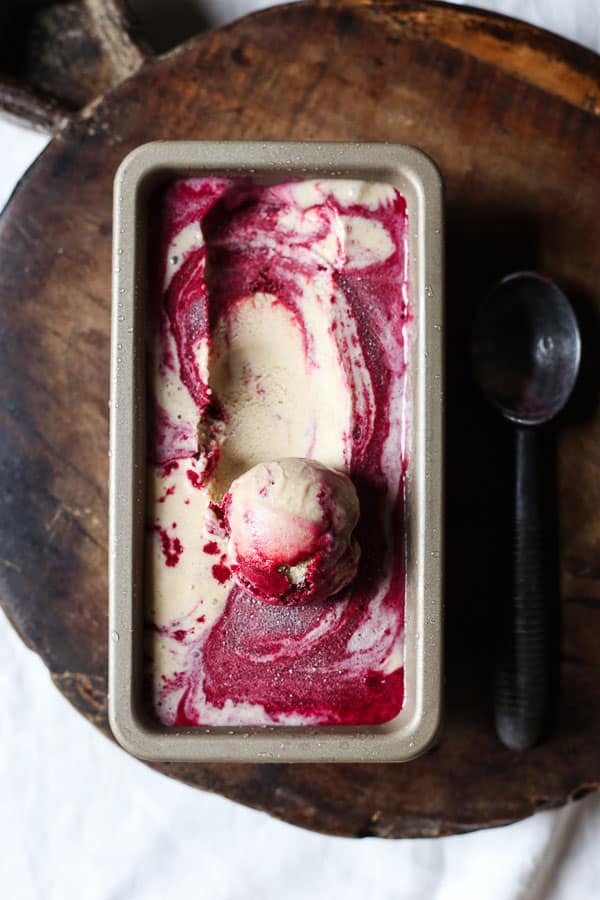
1,2 -> 599,898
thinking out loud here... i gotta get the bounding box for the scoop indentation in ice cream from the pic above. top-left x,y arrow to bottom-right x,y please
222,458 -> 360,605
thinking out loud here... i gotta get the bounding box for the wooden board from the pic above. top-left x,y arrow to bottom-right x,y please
1,0 -> 600,838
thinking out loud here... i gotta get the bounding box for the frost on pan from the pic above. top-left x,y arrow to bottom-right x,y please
146,177 -> 410,727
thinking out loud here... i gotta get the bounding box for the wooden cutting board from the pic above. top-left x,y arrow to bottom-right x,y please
1,0 -> 600,838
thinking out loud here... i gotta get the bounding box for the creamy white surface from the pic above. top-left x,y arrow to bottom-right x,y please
206,292 -> 350,500
163,221 -> 204,290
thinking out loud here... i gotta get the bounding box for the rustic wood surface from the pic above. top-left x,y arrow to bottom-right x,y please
1,0 -> 600,838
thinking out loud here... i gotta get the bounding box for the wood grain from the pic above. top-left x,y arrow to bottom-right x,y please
1,0 -> 600,838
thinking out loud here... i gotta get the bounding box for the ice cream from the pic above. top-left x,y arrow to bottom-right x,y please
222,458 -> 360,605
147,176 -> 410,726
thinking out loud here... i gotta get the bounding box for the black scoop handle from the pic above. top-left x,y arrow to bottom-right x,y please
495,426 -> 554,751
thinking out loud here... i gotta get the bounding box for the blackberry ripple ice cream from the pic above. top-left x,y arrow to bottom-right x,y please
223,458 -> 361,605
148,176 -> 410,726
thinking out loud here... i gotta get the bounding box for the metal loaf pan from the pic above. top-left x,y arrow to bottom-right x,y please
109,141 -> 443,763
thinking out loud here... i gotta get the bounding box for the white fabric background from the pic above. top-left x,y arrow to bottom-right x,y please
1,2 -> 600,898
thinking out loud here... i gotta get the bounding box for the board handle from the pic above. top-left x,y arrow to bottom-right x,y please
0,0 -> 150,133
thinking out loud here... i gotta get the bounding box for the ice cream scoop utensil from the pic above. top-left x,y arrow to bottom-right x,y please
472,272 -> 580,750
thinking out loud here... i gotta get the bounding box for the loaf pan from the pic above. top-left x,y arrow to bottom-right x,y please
109,141 -> 443,763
